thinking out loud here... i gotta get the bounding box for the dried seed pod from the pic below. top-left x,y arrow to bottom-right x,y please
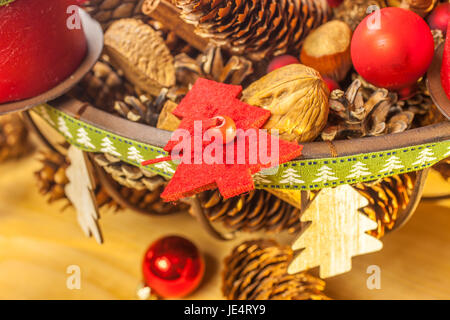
300,20 -> 353,81
242,64 -> 330,143
104,19 -> 176,96
222,240 -> 330,300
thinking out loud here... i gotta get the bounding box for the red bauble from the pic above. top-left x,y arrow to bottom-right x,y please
326,0 -> 343,8
142,236 -> 204,298
0,0 -> 87,103
267,55 -> 300,73
427,3 -> 449,35
323,77 -> 340,92
351,7 -> 434,95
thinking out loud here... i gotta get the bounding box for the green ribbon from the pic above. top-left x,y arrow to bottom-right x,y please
0,0 -> 15,7
32,104 -> 450,191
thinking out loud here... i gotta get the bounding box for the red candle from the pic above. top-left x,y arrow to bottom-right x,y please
0,0 -> 87,104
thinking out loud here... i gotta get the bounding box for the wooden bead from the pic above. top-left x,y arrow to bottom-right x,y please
206,116 -> 237,144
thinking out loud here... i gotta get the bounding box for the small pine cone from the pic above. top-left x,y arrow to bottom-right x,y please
175,45 -> 254,87
334,0 -> 387,30
35,150 -> 120,210
92,153 -> 166,192
0,114 -> 31,162
83,0 -> 146,30
222,240 -> 329,300
196,189 -> 302,234
35,151 -> 183,215
73,56 -> 135,112
354,173 -> 415,238
174,0 -> 331,60
323,76 -> 439,141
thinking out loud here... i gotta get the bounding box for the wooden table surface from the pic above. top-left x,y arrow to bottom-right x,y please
0,156 -> 448,300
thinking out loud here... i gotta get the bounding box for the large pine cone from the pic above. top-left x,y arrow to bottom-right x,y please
196,189 -> 302,234
174,0 -> 331,60
354,173 -> 415,238
35,150 -> 182,214
222,240 -> 329,300
0,114 -> 31,162
83,0 -> 146,30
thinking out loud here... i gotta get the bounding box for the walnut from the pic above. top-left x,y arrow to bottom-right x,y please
242,64 -> 330,143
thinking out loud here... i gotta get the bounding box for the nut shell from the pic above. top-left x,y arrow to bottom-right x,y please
104,19 -> 176,96
242,64 -> 329,143
300,20 -> 352,82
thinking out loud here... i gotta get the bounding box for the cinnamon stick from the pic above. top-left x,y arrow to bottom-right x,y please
142,0 -> 209,52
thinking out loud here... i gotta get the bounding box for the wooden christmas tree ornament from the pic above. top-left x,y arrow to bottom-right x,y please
288,185 -> 383,278
104,19 -> 176,96
300,20 -> 353,82
65,145 -> 103,244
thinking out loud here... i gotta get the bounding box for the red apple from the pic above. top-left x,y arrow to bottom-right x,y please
427,3 -> 449,35
0,0 -> 87,104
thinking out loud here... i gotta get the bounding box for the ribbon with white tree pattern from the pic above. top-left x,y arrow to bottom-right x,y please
33,104 -> 450,191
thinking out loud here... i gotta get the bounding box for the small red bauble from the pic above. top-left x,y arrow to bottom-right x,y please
267,55 -> 300,73
351,7 -> 434,96
326,0 -> 343,8
427,3 -> 449,35
142,236 -> 204,298
0,0 -> 87,103
323,77 -> 340,92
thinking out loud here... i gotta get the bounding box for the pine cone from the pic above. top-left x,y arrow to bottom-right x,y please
222,240 -> 330,300
174,45 -> 254,87
72,56 -> 135,112
323,77 -> 439,141
35,151 -> 183,215
334,0 -> 386,30
196,189 -> 302,234
83,0 -> 146,30
0,114 -> 31,162
174,0 -> 331,60
354,173 -> 415,238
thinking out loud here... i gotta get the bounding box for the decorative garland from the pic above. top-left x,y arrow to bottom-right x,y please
32,104 -> 450,191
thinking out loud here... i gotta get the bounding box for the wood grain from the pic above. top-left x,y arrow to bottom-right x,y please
0,157 -> 448,299
288,185 -> 383,278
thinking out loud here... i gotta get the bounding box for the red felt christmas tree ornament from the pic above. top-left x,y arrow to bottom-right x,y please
351,7 -> 434,99
0,0 -> 87,104
142,78 -> 303,202
142,236 -> 204,298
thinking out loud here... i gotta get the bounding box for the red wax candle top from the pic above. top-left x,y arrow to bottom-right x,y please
0,0 -> 87,104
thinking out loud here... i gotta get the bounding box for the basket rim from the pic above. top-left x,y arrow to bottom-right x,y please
53,95 -> 450,161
